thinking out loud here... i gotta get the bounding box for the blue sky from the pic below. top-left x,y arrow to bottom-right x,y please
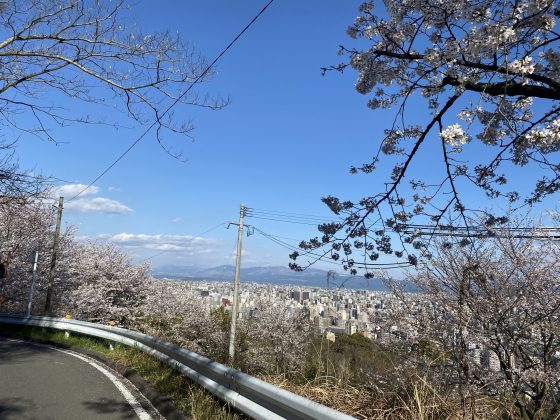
12,0 -> 556,272
15,0 -> 387,271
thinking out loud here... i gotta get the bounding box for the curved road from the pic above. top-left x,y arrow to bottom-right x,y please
0,337 -> 162,420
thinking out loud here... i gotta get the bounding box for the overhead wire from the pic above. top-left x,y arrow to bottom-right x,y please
244,207 -> 346,227
246,215 -> 328,226
254,227 -> 351,268
245,207 -> 342,223
68,0 -> 276,202
247,209 -> 560,240
401,231 -> 560,240
398,223 -> 560,240
245,205 -> 560,273
248,205 -> 560,237
244,206 -> 411,269
401,223 -> 560,231
247,206 -> 560,268
253,226 -> 412,270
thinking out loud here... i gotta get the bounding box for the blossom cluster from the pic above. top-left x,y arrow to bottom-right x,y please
506,56 -> 535,76
524,119 -> 560,152
440,124 -> 470,147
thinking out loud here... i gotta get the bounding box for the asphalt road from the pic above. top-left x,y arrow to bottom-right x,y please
0,337 -> 161,420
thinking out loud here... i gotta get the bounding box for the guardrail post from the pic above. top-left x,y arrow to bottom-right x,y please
26,251 -> 39,316
63,314 -> 72,339
108,320 -> 117,350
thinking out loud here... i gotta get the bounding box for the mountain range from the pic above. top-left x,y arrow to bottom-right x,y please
152,264 -> 391,291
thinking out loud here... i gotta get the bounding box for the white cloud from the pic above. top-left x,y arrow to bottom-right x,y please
51,183 -> 132,214
108,186 -> 120,192
65,197 -> 132,214
171,217 -> 183,223
146,243 -> 185,251
52,183 -> 99,197
105,232 -> 218,255
111,233 -> 152,242
83,231 -> 274,268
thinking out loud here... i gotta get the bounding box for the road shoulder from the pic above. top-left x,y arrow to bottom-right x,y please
0,331 -> 188,420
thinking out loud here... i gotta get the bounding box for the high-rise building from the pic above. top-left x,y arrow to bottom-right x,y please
291,290 -> 301,303
345,320 -> 357,335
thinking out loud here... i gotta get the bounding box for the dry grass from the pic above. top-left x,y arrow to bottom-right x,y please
260,374 -> 378,419
260,373 -> 505,420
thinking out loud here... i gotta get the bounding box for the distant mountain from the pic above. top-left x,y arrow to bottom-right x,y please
152,264 -> 199,274
152,264 -> 391,291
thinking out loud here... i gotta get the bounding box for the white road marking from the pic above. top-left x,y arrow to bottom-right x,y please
54,348 -> 153,420
6,338 -> 154,420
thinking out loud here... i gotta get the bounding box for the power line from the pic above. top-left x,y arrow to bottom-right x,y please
246,210 -> 339,222
245,207 -> 344,226
253,226 -> 412,270
401,231 -> 560,240
398,223 -> 560,240
246,207 -> 342,223
253,226 -> 342,267
244,206 -> 410,269
69,0 -> 276,202
249,206 -> 560,241
253,227 -> 308,252
401,223 -> 560,232
247,215 -> 327,226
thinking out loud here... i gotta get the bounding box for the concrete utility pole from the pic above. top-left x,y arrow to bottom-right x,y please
26,251 -> 39,316
228,203 -> 245,363
44,196 -> 64,315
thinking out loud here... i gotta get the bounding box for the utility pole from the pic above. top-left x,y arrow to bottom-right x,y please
44,196 -> 64,315
26,251 -> 39,316
228,203 -> 245,363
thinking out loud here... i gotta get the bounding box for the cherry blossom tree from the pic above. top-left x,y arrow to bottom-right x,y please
396,230 -> 560,418
60,241 -> 150,325
136,280 -> 314,374
0,196 -> 74,313
245,300 -> 312,376
292,0 -> 560,274
139,279 -> 232,361
0,195 -> 150,322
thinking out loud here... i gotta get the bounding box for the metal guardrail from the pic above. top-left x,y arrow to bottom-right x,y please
0,315 -> 356,420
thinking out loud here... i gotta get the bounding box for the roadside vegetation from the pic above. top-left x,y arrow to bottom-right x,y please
1,0 -> 559,418
1,198 -> 560,418
0,324 -> 242,420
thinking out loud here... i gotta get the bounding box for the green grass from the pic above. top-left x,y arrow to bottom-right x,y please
0,325 -> 243,420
